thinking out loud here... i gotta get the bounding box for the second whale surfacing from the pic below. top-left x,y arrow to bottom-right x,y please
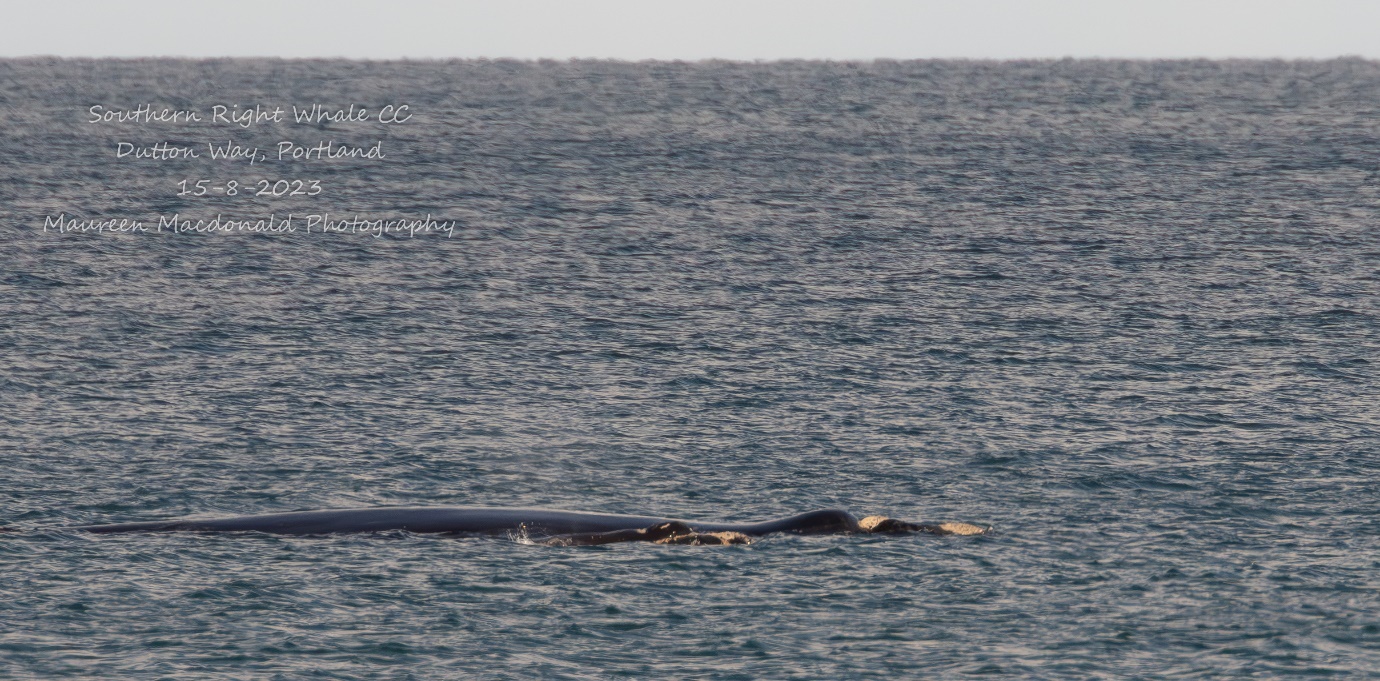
72,507 -> 990,545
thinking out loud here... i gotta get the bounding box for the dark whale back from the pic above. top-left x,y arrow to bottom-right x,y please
73,506 -> 863,537
690,509 -> 862,535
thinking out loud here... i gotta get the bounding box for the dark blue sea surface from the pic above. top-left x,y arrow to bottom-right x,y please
1,58 -> 1379,679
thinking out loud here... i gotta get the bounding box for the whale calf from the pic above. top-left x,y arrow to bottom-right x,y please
69,506 -> 989,544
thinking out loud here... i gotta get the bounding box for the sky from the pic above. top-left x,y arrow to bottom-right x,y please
3,0 -> 1378,60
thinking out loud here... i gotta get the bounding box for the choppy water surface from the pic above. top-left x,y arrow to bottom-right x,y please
2,58 -> 1379,679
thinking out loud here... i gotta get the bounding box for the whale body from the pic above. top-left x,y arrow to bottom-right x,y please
72,506 -> 864,537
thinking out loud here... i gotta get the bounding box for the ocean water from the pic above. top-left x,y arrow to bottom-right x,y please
1,58 -> 1379,679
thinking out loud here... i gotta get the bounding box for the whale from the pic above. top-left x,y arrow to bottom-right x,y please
69,506 -> 989,544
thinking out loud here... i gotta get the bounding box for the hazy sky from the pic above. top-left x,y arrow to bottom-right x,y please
4,0 -> 1378,60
